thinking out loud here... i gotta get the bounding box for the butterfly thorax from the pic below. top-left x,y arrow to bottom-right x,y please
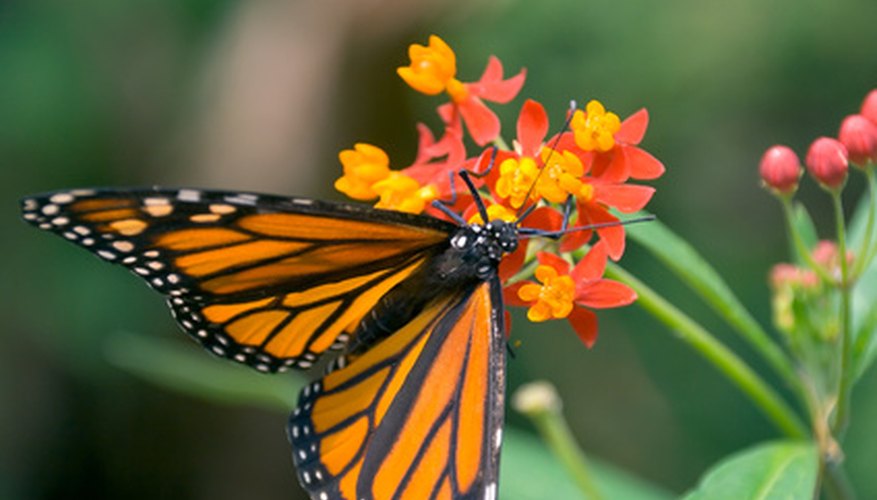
345,219 -> 517,355
440,219 -> 518,281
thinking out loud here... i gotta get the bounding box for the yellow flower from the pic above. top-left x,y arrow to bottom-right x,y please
335,143 -> 391,200
468,204 -> 518,225
397,35 -> 467,101
496,156 -> 540,209
518,265 -> 576,321
571,100 -> 621,152
537,148 -> 586,203
371,172 -> 438,214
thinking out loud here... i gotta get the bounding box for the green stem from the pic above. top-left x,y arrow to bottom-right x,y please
492,135 -> 511,151
831,192 -> 853,436
859,169 -> 877,270
623,221 -> 802,396
781,199 -> 834,283
515,383 -> 603,499
607,264 -> 809,439
823,461 -> 855,500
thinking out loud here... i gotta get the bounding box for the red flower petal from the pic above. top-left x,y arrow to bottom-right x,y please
568,307 -> 599,348
536,251 -> 570,275
468,56 -> 527,104
623,146 -> 665,180
517,99 -> 549,158
569,203 -> 625,260
459,97 -> 501,146
571,242 -> 608,283
616,108 -> 649,145
503,281 -> 533,307
591,149 -> 630,183
498,244 -> 527,282
520,205 -> 564,233
593,184 -> 655,213
413,123 -> 436,164
575,279 -> 637,308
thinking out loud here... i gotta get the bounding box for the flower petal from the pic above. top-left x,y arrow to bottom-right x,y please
615,108 -> 649,145
590,148 -> 629,183
593,184 -> 655,213
503,281 -> 533,307
571,241 -> 608,283
517,99 -> 549,158
468,56 -> 527,104
568,307 -> 599,348
575,279 -> 637,308
498,243 -> 527,282
520,205 -> 563,233
624,146 -> 665,180
459,96 -> 501,146
535,251 -> 570,275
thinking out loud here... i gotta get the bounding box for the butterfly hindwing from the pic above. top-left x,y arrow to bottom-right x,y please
21,188 -> 456,372
289,280 -> 506,500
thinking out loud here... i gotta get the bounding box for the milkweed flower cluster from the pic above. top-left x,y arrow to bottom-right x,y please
760,88 -> 877,424
335,35 -> 665,347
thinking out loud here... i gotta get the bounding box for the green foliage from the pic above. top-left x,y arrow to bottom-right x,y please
501,429 -> 672,500
104,331 -> 303,411
683,441 -> 818,500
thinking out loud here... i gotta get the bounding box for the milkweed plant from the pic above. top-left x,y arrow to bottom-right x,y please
117,35 -> 877,498
333,35 -> 876,499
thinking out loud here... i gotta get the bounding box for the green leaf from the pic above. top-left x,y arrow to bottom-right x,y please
626,219 -> 796,387
682,441 -> 818,500
847,190 -> 873,248
501,428 -> 672,500
849,188 -> 877,378
789,203 -> 819,264
103,331 -> 303,412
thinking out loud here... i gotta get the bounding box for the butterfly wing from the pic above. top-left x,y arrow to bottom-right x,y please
21,188 -> 456,372
288,279 -> 506,500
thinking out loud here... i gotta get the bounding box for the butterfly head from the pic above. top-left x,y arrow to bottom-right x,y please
450,220 -> 518,280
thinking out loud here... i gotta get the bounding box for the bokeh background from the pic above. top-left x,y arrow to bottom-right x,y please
4,0 -> 877,498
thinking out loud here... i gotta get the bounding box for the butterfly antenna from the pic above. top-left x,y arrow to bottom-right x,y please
518,214 -> 656,238
459,170 -> 490,223
432,147 -> 499,225
515,100 -> 578,224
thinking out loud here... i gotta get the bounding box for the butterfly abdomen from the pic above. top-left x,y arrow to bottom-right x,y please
344,221 -> 517,357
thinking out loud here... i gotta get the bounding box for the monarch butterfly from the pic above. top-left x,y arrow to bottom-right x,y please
21,177 -> 530,499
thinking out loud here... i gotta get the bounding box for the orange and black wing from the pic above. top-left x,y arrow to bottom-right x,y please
21,188 -> 456,372
288,280 -> 506,500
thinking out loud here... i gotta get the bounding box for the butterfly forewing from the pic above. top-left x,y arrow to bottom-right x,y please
20,188 -> 455,372
289,281 -> 506,500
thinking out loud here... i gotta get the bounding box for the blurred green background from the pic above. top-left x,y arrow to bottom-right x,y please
4,0 -> 877,498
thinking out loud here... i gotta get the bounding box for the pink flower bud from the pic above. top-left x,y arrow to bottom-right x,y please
805,137 -> 848,190
759,145 -> 801,194
838,114 -> 877,167
861,89 -> 877,124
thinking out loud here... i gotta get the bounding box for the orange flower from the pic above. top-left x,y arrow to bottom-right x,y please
335,143 -> 391,200
538,148 -> 586,203
371,172 -> 438,214
571,100 -> 621,153
495,156 -> 540,209
467,203 -> 518,225
397,35 -> 460,97
504,245 -> 636,347
399,35 -> 526,146
517,264 -> 577,321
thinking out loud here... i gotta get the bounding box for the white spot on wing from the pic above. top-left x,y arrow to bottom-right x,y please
49,193 -> 75,204
177,189 -> 201,202
485,482 -> 497,500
